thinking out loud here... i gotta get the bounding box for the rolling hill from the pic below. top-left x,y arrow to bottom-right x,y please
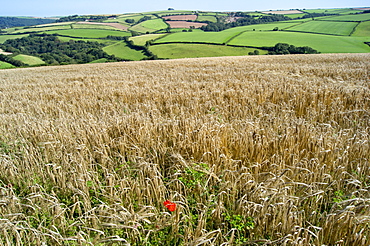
0,7 -> 369,68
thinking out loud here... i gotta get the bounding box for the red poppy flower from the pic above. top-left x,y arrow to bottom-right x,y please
163,200 -> 176,212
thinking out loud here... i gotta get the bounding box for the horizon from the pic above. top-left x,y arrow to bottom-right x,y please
2,0 -> 369,17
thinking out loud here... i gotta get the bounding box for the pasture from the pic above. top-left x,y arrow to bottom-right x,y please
320,13 -> 370,22
43,29 -> 131,38
102,41 -> 146,60
285,21 -> 358,36
0,54 -> 369,245
129,33 -> 166,46
228,31 -> 370,53
149,43 -> 265,59
0,61 -> 14,68
129,18 -> 168,33
12,54 -> 45,65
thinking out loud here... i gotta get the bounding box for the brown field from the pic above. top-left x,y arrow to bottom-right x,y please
76,21 -> 128,30
166,20 -> 206,28
261,10 -> 304,14
162,14 -> 198,21
0,54 -> 369,245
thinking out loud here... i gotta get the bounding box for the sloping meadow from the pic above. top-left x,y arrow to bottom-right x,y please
0,54 -> 369,245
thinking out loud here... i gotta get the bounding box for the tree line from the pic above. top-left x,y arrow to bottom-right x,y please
0,34 -> 124,65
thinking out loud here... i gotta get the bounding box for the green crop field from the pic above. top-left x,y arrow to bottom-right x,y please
0,61 -> 15,69
104,14 -> 145,24
12,54 -> 45,65
150,43 -> 266,59
129,18 -> 168,33
320,13 -> 370,22
228,31 -> 370,53
43,29 -> 131,38
196,15 -> 217,22
103,41 -> 146,60
129,33 -> 166,46
285,21 -> 358,36
352,21 -> 370,37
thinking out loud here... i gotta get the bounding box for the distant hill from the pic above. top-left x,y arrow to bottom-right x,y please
0,17 -> 55,29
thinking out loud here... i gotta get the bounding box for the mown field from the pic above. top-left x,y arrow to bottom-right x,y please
0,53 -> 369,245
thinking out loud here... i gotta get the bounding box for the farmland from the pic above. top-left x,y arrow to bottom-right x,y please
285,21 -> 359,36
0,7 -> 370,67
0,53 -> 369,245
12,54 -> 45,65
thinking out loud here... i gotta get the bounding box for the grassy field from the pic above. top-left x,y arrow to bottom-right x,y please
154,31 -> 238,44
129,33 -> 166,46
0,54 -> 369,245
129,18 -> 168,33
320,13 -> 370,22
43,29 -> 131,38
285,21 -> 358,36
196,15 -> 217,22
0,34 -> 28,43
0,61 -> 14,68
149,43 -> 266,59
103,41 -> 146,60
12,54 -> 45,65
352,21 -> 370,37
228,31 -> 370,53
303,8 -> 361,14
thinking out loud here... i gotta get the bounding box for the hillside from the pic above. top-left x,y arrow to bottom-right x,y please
0,7 -> 370,68
0,54 -> 369,244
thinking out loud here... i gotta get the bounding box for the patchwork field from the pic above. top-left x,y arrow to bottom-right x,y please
0,54 -> 369,245
129,18 -> 168,33
102,41 -> 146,61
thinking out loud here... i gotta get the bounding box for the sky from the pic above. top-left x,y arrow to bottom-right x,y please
2,0 -> 369,17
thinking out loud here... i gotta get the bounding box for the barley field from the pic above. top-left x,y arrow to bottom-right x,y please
0,54 -> 369,245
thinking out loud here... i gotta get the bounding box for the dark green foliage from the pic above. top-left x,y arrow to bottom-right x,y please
0,17 -> 55,29
1,34 -> 124,65
200,14 -> 291,32
56,14 -> 116,23
268,43 -> 319,55
125,19 -> 135,24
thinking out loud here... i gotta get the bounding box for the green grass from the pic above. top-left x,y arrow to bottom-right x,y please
154,31 -> 239,44
105,14 -> 144,24
103,41 -> 146,60
352,21 -> 370,37
129,34 -> 166,46
150,43 -> 267,59
129,18 -> 168,33
43,29 -> 131,38
285,21 -> 358,36
12,54 -> 45,65
196,15 -> 217,22
0,34 -> 28,43
283,13 -> 306,18
89,58 -> 108,63
228,31 -> 370,53
0,61 -> 15,69
319,13 -> 370,22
